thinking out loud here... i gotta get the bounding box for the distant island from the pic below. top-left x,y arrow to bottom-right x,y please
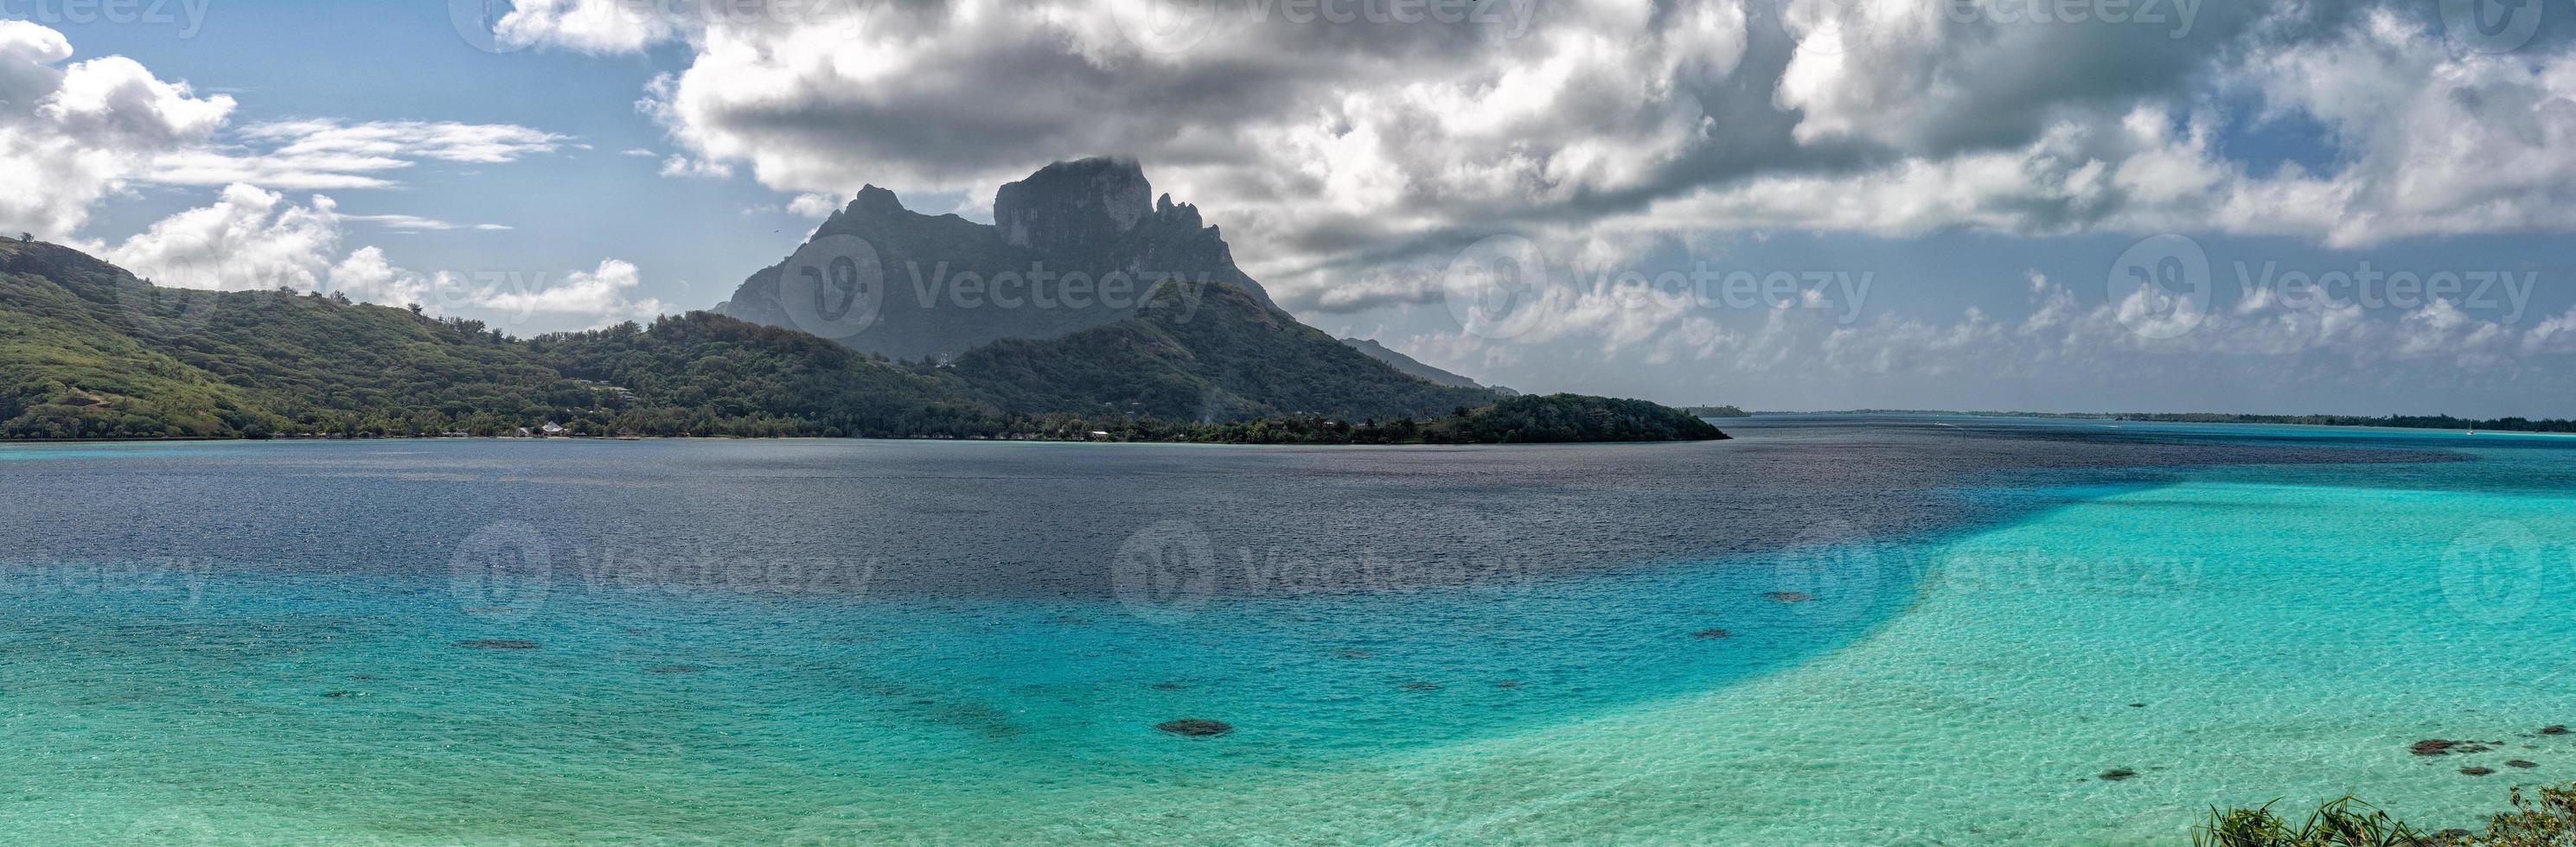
0,162 -> 1726,447
1787,409 -> 2576,435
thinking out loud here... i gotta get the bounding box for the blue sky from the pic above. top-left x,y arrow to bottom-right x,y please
10,1 -> 2576,417
42,1 -> 818,305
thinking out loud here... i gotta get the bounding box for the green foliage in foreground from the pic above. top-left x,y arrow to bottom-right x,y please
2198,784 -> 2576,846
0,241 -> 1725,445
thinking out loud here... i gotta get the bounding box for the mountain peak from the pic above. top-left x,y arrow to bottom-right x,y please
994,156 -> 1153,250
721,157 -> 1274,360
850,184 -> 906,217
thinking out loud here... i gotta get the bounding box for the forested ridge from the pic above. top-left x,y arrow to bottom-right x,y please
0,240 -> 1725,444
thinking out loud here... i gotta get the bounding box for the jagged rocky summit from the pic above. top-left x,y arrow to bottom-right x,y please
718,157 -> 1275,361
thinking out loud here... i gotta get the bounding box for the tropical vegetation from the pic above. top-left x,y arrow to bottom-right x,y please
0,240 -> 1726,445
2197,784 -> 2576,846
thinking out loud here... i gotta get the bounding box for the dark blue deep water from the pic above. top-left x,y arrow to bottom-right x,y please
1,417 -> 2561,844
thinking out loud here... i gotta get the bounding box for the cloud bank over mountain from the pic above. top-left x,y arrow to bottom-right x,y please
464,0 -> 2576,412
16,3 -> 2576,413
492,2 -> 2576,289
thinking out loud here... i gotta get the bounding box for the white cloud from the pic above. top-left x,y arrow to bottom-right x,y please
658,153 -> 732,179
327,245 -> 452,308
237,119 -> 567,164
92,182 -> 659,328
0,19 -> 599,324
324,249 -> 662,328
494,0 -> 688,54
2222,10 -> 2576,245
476,258 -> 669,328
103,183 -> 342,292
508,1 -> 1753,303
146,118 -> 571,190
1,20 -> 570,249
1400,266 -> 2576,412
144,149 -> 407,190
474,0 -> 2576,324
786,192 -> 841,218
342,213 -> 512,232
0,20 -> 233,239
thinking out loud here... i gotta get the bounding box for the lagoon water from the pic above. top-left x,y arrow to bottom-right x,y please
3,417 -> 2574,844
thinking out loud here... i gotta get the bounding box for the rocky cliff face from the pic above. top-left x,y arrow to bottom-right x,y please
717,158 -> 1273,361
995,157 -> 1154,252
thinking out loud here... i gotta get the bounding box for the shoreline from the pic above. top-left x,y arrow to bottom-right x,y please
0,433 -> 1727,449
1740,411 -> 2576,438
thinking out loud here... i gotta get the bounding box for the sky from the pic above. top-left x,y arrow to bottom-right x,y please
6,0 -> 2576,417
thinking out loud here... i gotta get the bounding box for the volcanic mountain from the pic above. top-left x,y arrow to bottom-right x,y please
715,158 -> 1505,421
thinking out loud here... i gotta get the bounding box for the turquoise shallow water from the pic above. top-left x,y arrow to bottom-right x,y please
3,420 -> 2573,844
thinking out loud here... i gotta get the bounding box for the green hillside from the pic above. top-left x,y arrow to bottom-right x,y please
2,239 -> 585,438
952,279 -> 1499,422
0,240 -> 1724,444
